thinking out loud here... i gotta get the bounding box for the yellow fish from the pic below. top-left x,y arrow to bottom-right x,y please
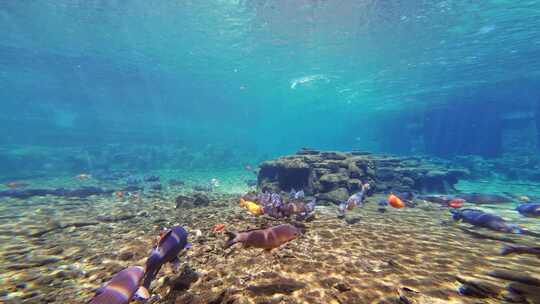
239,198 -> 264,216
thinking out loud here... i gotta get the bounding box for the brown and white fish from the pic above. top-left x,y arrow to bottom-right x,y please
224,224 -> 300,250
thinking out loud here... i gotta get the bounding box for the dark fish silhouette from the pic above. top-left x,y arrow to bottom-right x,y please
142,226 -> 191,289
451,209 -> 522,233
501,245 -> 540,257
459,193 -> 510,204
516,203 -> 540,217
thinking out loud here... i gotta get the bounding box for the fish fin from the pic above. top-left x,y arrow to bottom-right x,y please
520,229 -> 540,238
238,227 -> 267,233
185,242 -> 192,249
94,284 -> 107,296
133,286 -> 150,301
170,256 -> 181,270
157,229 -> 173,246
500,246 -> 515,256
224,231 -> 238,248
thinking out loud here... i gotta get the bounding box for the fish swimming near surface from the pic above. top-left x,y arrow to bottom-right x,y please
89,266 -> 149,304
501,245 -> 540,257
516,203 -> 540,217
142,226 -> 191,289
451,209 -> 523,234
459,193 -> 511,204
224,224 -> 300,251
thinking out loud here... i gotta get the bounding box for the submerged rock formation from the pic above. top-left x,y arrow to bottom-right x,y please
258,149 -> 468,202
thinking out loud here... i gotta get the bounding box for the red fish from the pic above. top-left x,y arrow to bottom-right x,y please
388,194 -> 405,208
225,224 -> 300,250
448,198 -> 464,208
212,223 -> 226,233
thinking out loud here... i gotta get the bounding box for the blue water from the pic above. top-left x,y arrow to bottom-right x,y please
2,2 -> 540,303
2,1 -> 540,169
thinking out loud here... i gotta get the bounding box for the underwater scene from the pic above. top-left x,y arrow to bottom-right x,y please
1,1 -> 540,303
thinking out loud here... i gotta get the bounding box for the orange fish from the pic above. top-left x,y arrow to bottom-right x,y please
388,194 -> 405,209
115,191 -> 125,199
448,198 -> 464,208
212,223 -> 225,233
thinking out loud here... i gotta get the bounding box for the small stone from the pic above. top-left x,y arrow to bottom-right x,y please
334,282 -> 351,292
345,217 -> 360,225
169,266 -> 199,291
118,251 -> 134,261
247,278 -> 305,295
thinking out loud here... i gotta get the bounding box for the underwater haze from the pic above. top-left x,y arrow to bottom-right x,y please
2,1 -> 540,304
2,1 -> 540,162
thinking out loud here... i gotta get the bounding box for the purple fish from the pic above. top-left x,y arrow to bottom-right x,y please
89,266 -> 149,304
142,226 -> 190,289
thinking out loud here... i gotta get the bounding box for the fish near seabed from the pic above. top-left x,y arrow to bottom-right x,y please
516,203 -> 540,217
224,224 -> 300,251
459,193 -> 511,204
89,266 -> 149,304
239,197 -> 264,215
338,183 -> 370,215
450,209 -> 523,234
388,194 -> 405,209
142,226 -> 191,289
501,245 -> 540,258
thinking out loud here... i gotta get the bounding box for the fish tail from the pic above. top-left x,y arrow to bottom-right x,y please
142,251 -> 162,289
500,245 -> 516,256
224,231 -> 239,248
520,229 -> 540,238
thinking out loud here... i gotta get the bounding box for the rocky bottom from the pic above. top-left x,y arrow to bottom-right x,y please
0,188 -> 539,304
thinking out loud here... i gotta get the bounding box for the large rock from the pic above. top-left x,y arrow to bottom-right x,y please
257,150 -> 468,196
317,188 -> 349,204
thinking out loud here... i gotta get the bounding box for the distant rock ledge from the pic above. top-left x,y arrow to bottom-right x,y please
257,149 -> 468,204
